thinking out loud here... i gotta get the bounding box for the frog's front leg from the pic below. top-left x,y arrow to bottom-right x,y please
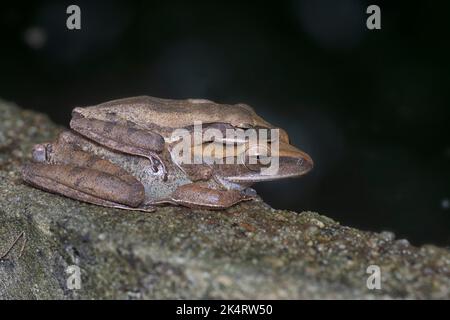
22,144 -> 153,212
151,183 -> 253,209
70,114 -> 167,180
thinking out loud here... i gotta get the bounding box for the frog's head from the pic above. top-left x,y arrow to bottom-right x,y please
184,140 -> 313,187
224,141 -> 313,184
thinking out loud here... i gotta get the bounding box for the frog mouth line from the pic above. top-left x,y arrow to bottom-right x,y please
226,169 -> 313,183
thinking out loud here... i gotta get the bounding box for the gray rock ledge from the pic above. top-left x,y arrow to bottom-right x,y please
0,98 -> 449,299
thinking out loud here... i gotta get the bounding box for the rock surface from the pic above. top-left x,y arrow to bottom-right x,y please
0,98 -> 449,299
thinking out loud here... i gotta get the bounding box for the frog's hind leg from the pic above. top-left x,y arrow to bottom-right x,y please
22,149 -> 153,212
70,116 -> 167,180
150,183 -> 253,210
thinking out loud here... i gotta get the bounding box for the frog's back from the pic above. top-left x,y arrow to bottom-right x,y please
78,96 -> 274,130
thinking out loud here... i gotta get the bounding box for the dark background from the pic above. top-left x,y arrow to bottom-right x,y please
1,0 -> 449,246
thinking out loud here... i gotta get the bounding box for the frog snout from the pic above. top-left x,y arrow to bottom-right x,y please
297,152 -> 314,172
278,141 -> 313,175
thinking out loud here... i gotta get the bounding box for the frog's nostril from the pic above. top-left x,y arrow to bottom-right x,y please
294,152 -> 313,173
301,155 -> 314,171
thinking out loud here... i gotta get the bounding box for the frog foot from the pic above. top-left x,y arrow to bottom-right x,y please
150,183 -> 253,209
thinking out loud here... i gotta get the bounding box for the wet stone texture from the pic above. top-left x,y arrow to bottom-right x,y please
0,98 -> 449,299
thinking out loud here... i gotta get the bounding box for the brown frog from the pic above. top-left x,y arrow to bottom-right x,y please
22,96 -> 313,211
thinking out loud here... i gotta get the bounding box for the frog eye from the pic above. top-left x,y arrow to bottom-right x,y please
239,144 -> 272,171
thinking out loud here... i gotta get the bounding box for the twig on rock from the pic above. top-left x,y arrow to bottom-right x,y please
0,231 -> 26,261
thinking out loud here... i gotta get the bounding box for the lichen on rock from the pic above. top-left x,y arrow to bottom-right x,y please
0,98 -> 449,299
